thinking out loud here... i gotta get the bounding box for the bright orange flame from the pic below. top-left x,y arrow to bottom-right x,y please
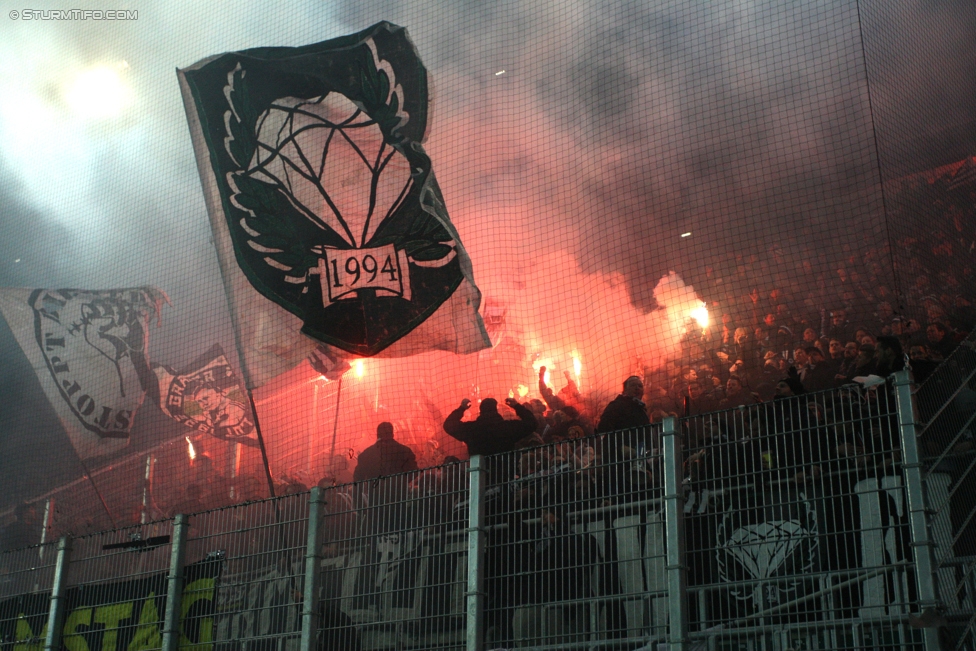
572,352 -> 582,379
531,357 -> 554,386
508,389 -> 515,399
353,359 -> 365,378
690,303 -> 709,328
186,436 -> 196,461
517,384 -> 529,398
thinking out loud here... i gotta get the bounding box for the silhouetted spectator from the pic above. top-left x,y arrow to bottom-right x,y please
597,376 -> 649,434
353,422 -> 418,482
837,341 -> 860,380
537,366 -> 582,414
825,309 -> 854,343
874,336 -> 906,377
443,397 -> 536,457
926,322 -> 956,359
802,347 -> 837,392
847,343 -> 878,381
719,376 -> 758,409
597,376 -> 650,461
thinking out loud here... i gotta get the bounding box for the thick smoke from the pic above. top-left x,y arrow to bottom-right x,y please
340,0 -> 976,310
0,1 -> 973,496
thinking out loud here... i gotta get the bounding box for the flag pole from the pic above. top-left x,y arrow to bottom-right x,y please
76,457 -> 118,529
247,392 -> 277,498
178,70 -> 278,500
329,375 -> 344,464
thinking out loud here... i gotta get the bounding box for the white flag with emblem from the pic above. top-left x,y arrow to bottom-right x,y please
0,287 -> 167,460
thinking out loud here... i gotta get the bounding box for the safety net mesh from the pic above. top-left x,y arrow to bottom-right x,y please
0,0 -> 973,543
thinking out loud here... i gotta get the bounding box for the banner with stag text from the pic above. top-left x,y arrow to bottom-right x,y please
0,558 -> 219,650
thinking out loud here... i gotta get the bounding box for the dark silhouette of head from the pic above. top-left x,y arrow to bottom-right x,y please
479,398 -> 498,416
376,422 -> 394,439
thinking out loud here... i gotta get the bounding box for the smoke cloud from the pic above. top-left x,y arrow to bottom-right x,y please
0,0 -> 973,497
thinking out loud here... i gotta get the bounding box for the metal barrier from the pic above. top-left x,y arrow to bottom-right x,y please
915,331 -> 976,650
476,428 -> 671,650
4,369 -> 976,650
0,542 -> 58,648
681,380 -> 930,650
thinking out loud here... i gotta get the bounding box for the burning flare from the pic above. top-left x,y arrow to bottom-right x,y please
690,303 -> 709,328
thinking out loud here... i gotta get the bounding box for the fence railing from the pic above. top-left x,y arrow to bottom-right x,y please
915,330 -> 976,651
3,369 -> 976,650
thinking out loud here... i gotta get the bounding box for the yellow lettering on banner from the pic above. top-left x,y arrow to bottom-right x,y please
127,593 -> 162,651
63,607 -> 93,651
179,578 -> 214,650
14,614 -> 47,651
94,602 -> 134,651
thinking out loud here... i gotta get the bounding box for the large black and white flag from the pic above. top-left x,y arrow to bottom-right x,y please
153,344 -> 258,447
0,287 -> 167,459
178,21 -> 489,388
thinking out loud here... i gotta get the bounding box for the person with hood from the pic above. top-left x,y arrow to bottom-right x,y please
443,397 -> 537,457
443,396 -> 536,639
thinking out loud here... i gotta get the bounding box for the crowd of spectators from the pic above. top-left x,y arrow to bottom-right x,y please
4,161 -> 976,550
2,286 -> 972,551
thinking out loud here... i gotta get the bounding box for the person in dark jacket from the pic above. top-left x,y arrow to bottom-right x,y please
354,422 -> 418,535
800,347 -> 838,393
443,397 -> 537,457
353,422 -> 418,483
444,397 -> 536,639
597,376 -> 649,432
597,376 -> 650,462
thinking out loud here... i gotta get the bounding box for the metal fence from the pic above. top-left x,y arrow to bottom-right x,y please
915,331 -> 976,651
4,368 -> 976,650
681,380 -> 929,650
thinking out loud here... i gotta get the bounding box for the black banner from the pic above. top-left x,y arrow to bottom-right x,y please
0,559 -> 220,650
180,22 -> 472,356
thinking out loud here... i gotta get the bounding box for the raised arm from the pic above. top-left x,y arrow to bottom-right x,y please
443,398 -> 471,439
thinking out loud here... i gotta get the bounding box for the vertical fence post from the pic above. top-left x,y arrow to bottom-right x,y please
894,369 -> 941,650
300,487 -> 325,651
161,514 -> 188,651
43,536 -> 71,651
466,455 -> 486,651
662,417 -> 689,651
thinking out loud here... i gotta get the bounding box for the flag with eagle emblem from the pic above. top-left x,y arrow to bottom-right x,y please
178,22 -> 489,388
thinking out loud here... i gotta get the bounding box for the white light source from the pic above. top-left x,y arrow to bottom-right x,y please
64,65 -> 131,119
495,70 -> 506,76
680,232 -> 692,238
690,302 -> 709,328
